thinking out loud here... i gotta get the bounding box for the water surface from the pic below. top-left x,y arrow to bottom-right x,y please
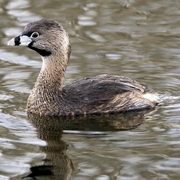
1,0 -> 180,179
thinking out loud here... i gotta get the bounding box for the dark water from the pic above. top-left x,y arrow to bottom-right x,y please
1,0 -> 180,179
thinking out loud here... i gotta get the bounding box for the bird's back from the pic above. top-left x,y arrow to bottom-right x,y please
63,74 -> 158,116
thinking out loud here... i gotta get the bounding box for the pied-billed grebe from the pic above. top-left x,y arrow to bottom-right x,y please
8,19 -> 158,116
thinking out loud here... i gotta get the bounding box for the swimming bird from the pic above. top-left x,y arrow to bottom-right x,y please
8,19 -> 158,116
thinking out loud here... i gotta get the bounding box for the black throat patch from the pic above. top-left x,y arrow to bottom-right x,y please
28,42 -> 51,57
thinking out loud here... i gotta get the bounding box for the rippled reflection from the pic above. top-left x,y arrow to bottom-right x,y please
1,0 -> 180,179
23,111 -> 149,180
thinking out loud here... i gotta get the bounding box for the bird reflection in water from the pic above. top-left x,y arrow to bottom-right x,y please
22,109 -> 154,179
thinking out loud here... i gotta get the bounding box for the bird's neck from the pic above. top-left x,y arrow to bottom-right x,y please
35,53 -> 68,91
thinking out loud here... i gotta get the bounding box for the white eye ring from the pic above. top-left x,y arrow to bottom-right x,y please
31,32 -> 39,38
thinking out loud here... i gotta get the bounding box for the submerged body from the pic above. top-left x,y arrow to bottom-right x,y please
8,19 -> 158,116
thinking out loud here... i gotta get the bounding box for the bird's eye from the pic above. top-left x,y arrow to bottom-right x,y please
31,32 -> 39,38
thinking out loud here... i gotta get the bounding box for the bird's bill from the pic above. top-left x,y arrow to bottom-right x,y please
8,35 -> 32,46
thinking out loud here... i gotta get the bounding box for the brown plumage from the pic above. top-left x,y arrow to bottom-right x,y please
8,19 -> 158,116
